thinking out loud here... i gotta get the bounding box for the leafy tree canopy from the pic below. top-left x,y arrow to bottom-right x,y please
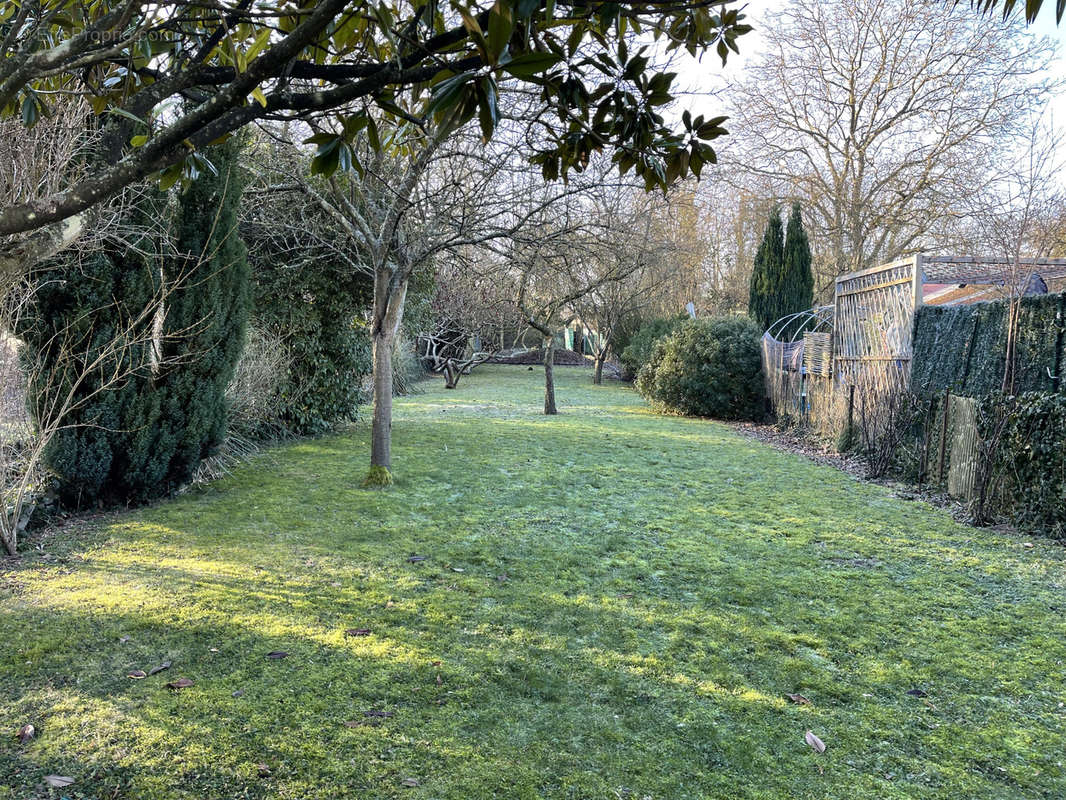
0,0 -> 752,238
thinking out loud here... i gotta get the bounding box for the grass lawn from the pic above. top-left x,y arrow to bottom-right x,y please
2,365 -> 1064,799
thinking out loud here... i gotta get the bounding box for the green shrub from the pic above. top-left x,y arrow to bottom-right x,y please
635,316 -> 766,420
19,142 -> 251,507
254,270 -> 372,435
619,315 -> 686,379
18,230 -> 162,507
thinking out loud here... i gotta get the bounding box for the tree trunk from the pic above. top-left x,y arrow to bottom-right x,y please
543,335 -> 557,415
593,350 -> 606,385
369,328 -> 395,468
364,267 -> 408,487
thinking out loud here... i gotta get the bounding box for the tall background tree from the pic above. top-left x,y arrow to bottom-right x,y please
781,202 -> 814,316
747,208 -> 784,332
720,0 -> 1056,284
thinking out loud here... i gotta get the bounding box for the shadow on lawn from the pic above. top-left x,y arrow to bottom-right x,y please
6,534 -> 1064,798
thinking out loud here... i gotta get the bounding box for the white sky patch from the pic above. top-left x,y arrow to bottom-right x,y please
659,0 -> 1065,174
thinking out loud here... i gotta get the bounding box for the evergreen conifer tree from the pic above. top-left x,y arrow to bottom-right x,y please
18,205 -> 162,507
20,141 -> 251,506
782,201 -> 814,320
748,207 -> 784,332
152,139 -> 251,490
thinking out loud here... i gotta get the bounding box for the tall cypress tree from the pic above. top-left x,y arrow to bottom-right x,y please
748,203 -> 815,335
748,206 -> 785,332
782,201 -> 814,320
152,139 -> 252,490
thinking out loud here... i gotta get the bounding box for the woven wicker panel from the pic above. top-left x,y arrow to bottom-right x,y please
803,332 -> 832,377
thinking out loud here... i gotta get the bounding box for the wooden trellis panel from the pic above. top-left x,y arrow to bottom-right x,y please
833,256 -> 923,394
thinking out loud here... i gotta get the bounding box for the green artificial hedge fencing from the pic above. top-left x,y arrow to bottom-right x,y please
979,392 -> 1066,540
911,293 -> 1065,397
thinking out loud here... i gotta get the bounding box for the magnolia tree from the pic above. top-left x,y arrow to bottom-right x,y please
3,0 -> 749,488
0,0 -> 743,284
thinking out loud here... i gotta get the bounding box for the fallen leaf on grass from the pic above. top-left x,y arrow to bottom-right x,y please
118,635 -> 131,643
232,690 -> 245,698
147,661 -> 172,676
451,567 -> 464,573
406,555 -> 427,563
127,670 -> 147,679
805,730 -> 826,754
401,778 -> 420,787
16,724 -> 34,743
345,629 -> 371,637
265,651 -> 288,659
44,775 -> 74,788
435,673 -> 443,686
905,688 -> 928,697
256,763 -> 271,778
166,678 -> 194,690
1023,542 -> 1034,549
786,693 -> 812,705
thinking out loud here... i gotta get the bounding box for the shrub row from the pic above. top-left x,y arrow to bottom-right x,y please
979,392 -> 1066,539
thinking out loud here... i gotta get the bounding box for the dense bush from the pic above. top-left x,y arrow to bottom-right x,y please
636,317 -> 766,420
251,262 -> 373,435
619,315 -> 686,379
18,224 -> 161,507
19,143 -> 251,507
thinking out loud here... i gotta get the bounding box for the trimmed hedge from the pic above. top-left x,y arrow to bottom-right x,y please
636,317 -> 765,420
911,293 -> 1065,397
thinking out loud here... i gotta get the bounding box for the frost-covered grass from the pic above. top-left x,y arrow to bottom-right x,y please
1,365 -> 1064,799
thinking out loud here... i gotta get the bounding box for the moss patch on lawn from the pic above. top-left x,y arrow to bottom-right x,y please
2,365 -> 1064,799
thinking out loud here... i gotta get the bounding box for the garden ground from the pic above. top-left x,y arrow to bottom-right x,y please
1,365 -> 1064,799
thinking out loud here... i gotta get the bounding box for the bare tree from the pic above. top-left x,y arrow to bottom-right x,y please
247,116 -> 596,482
943,111 -> 1066,392
574,191 -> 691,383
722,0 -> 1057,282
